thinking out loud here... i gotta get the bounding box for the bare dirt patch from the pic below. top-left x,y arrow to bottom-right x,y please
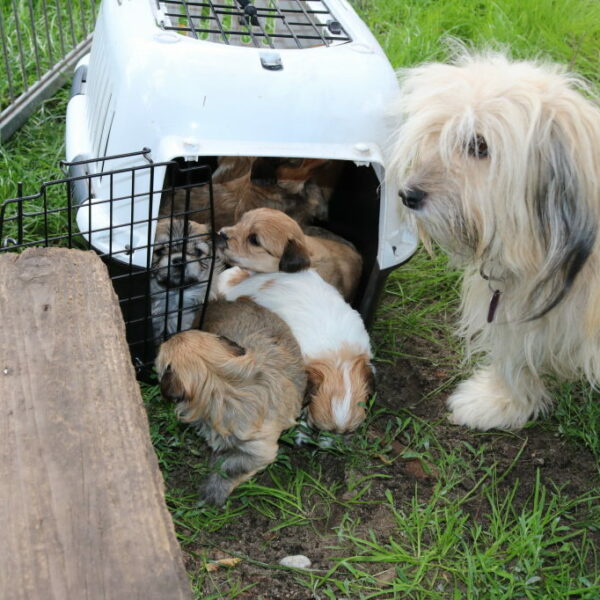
161,335 -> 599,599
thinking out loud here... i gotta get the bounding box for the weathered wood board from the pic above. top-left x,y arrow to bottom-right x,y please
0,248 -> 191,600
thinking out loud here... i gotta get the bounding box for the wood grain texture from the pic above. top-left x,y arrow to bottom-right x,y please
0,248 -> 191,600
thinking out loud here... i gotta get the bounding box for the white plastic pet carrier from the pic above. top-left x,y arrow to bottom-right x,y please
65,0 -> 418,374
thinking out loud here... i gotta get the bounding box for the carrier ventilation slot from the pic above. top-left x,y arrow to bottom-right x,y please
156,0 -> 351,49
86,24 -> 115,159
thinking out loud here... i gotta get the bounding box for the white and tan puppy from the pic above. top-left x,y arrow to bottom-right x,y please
150,218 -> 224,341
217,267 -> 374,433
156,298 -> 306,506
217,207 -> 363,301
388,51 -> 600,430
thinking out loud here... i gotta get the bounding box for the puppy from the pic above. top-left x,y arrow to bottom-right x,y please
161,157 -> 330,230
388,51 -> 600,430
155,298 -> 306,506
150,218 -> 223,341
217,207 -> 363,301
252,157 -> 343,203
217,268 -> 374,433
212,156 -> 254,184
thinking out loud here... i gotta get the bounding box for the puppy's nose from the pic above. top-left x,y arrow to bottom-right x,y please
216,231 -> 228,248
399,188 -> 427,210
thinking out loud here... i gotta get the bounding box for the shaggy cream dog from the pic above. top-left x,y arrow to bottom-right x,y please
388,51 -> 600,430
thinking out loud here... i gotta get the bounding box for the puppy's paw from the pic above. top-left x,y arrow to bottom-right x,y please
294,429 -> 312,446
208,263 -> 227,301
216,266 -> 252,296
198,475 -> 231,507
447,366 -> 534,430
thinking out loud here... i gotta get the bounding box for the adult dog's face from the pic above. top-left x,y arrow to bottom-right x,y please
389,57 -> 518,260
152,219 -> 212,287
397,159 -> 485,261
217,208 -> 310,273
388,52 -> 600,318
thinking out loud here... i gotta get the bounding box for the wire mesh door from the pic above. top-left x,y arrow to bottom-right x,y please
0,151 -> 217,380
0,0 -> 99,142
157,0 -> 351,49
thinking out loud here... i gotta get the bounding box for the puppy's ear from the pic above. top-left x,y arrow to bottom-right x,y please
218,354 -> 260,389
159,365 -> 187,404
527,128 -> 597,319
364,362 -> 376,397
303,180 -> 328,221
217,335 -> 246,356
304,362 -> 325,406
279,238 -> 310,272
250,157 -> 280,186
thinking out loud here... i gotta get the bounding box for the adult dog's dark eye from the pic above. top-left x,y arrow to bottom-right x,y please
155,246 -> 167,256
468,135 -> 489,158
248,233 -> 260,246
194,246 -> 205,257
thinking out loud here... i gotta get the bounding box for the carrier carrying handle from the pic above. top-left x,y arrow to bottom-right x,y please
236,0 -> 259,26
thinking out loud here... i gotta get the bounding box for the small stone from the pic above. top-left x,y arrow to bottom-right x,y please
279,555 -> 312,570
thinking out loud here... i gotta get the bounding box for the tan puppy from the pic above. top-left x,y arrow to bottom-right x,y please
217,207 -> 363,301
150,217 -> 224,341
263,157 -> 343,202
156,298 -> 306,506
212,156 -> 254,184
161,157 -> 332,230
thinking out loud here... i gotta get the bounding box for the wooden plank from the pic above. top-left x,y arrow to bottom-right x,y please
0,248 -> 191,600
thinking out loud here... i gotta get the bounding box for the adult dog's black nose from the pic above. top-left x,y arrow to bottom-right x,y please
216,231 -> 228,248
399,188 -> 427,210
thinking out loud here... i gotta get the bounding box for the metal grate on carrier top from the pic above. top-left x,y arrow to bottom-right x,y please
156,0 -> 351,48
0,149 -> 218,380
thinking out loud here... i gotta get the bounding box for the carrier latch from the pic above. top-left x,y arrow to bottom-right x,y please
237,0 -> 259,26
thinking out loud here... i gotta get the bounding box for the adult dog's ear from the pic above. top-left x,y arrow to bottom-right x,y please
279,238 -> 310,272
527,127 -> 597,320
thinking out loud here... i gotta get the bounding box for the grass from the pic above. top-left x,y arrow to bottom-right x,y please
1,0 -> 97,111
143,360 -> 600,598
0,89 -> 68,197
2,0 -> 600,598
302,478 -> 599,599
356,0 -> 600,78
